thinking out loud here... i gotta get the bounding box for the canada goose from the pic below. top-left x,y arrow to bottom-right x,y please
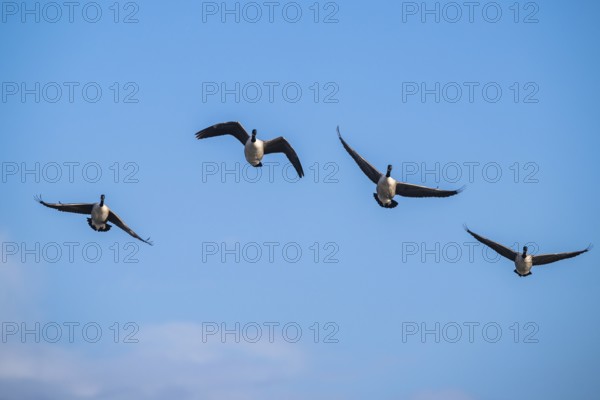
35,194 -> 153,246
464,226 -> 591,277
337,127 -> 463,208
195,121 -> 304,178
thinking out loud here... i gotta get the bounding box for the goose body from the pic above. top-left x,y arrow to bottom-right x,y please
337,126 -> 463,208
464,226 -> 590,277
376,176 -> 397,207
514,254 -> 533,276
244,138 -> 265,166
90,203 -> 110,231
35,194 -> 153,246
196,121 -> 304,178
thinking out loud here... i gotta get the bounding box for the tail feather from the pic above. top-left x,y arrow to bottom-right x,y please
87,218 -> 111,232
373,193 -> 398,209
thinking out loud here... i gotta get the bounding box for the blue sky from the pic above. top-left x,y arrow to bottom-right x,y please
1,0 -> 599,398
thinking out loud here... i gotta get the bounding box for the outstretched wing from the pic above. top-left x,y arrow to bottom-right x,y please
464,226 -> 517,261
395,183 -> 464,198
532,246 -> 591,266
337,126 -> 382,184
195,121 -> 250,146
107,210 -> 153,246
35,195 -> 93,215
263,136 -> 304,178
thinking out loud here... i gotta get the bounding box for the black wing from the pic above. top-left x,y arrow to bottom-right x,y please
35,195 -> 93,215
195,121 -> 250,146
532,246 -> 591,266
107,210 -> 153,246
464,226 -> 517,261
263,136 -> 304,178
395,183 -> 464,198
337,126 -> 382,184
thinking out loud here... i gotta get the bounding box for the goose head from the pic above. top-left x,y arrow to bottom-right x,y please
100,194 -> 105,207
386,164 -> 393,178
522,246 -> 528,258
251,129 -> 257,143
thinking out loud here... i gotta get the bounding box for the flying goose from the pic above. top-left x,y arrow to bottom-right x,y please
35,194 -> 153,246
337,127 -> 463,208
464,226 -> 591,277
195,121 -> 304,178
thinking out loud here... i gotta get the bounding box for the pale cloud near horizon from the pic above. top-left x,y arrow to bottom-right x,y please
0,322 -> 310,400
409,388 -> 478,400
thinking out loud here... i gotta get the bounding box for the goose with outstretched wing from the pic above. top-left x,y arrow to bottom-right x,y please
464,226 -> 590,277
337,126 -> 463,208
195,121 -> 304,178
35,194 -> 153,246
